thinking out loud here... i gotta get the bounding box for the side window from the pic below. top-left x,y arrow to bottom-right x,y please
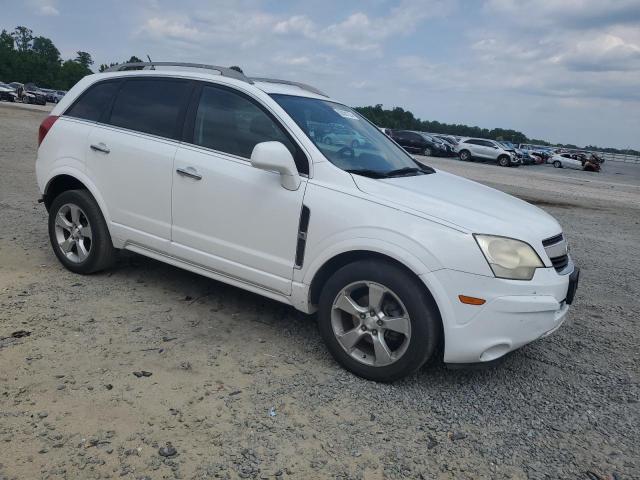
108,78 -> 191,139
65,81 -> 120,122
192,85 -> 308,174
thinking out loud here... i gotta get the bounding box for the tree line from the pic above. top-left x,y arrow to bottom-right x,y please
0,26 -> 94,90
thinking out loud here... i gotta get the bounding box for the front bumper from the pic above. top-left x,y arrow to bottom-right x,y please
421,266 -> 576,364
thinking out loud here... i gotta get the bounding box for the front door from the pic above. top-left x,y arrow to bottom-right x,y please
171,84 -> 308,295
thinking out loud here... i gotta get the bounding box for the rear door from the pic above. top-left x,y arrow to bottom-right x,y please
86,77 -> 192,250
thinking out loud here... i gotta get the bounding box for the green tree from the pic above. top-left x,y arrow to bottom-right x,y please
0,29 -> 13,50
11,26 -> 33,52
59,60 -> 90,88
32,36 -> 60,63
75,51 -> 93,69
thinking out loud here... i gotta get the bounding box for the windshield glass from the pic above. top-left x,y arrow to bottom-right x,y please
271,94 -> 432,178
500,141 -> 515,149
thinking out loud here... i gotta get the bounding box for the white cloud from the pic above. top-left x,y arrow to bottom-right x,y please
140,17 -> 200,41
29,0 -> 59,16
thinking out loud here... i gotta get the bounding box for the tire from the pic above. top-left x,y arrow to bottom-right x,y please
498,155 -> 511,167
48,189 -> 115,274
318,259 -> 441,382
458,150 -> 471,161
423,147 -> 432,157
553,160 -> 562,168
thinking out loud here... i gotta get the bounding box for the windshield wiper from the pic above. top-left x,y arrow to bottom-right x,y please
384,167 -> 428,177
344,169 -> 389,179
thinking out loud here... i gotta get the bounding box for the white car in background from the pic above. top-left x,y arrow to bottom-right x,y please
35,62 -> 579,381
455,138 -> 520,167
549,153 -> 584,170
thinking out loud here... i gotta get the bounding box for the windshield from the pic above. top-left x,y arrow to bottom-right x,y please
271,94 -> 432,178
500,141 -> 515,149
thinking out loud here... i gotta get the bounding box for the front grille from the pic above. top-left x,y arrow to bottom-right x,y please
550,254 -> 569,272
543,233 -> 570,273
543,233 -> 564,247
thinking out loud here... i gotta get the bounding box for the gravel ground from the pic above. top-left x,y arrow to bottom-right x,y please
1,104 -> 638,480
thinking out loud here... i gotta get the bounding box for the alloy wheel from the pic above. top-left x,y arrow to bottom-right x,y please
330,281 -> 411,367
54,203 -> 93,263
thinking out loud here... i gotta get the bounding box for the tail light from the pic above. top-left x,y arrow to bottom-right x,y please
38,115 -> 59,147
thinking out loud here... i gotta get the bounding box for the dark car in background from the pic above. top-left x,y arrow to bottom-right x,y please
0,82 -> 18,102
24,83 -> 47,105
389,130 -> 450,157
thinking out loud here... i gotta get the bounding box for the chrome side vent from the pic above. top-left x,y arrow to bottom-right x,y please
294,205 -> 310,269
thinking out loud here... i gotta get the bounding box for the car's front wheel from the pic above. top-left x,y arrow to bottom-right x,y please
318,260 -> 440,382
48,189 -> 116,274
458,150 -> 471,161
553,160 -> 562,168
498,155 -> 511,167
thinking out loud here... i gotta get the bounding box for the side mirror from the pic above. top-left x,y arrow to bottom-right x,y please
250,141 -> 301,191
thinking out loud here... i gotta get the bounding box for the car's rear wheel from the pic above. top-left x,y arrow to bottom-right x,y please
459,150 -> 471,161
48,189 -> 115,274
318,260 -> 440,382
553,160 -> 562,168
498,155 -> 511,167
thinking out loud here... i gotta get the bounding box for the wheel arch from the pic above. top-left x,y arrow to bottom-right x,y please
307,249 -> 445,358
44,174 -> 87,210
42,169 -> 112,229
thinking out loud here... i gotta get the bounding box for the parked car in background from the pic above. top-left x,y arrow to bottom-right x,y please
35,62 -> 578,381
499,141 -> 535,165
10,82 -> 47,105
455,138 -> 520,167
433,134 -> 458,147
550,153 -> 601,172
0,82 -> 18,102
322,123 -> 370,148
389,130 -> 448,156
40,88 -> 66,103
417,132 -> 453,156
519,144 -> 554,161
24,83 -> 47,105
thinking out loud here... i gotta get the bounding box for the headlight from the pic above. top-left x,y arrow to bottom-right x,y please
474,234 -> 543,280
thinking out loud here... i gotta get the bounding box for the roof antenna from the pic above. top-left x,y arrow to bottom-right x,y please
147,54 -> 155,70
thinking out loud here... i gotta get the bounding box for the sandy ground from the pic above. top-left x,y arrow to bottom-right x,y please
0,104 -> 638,480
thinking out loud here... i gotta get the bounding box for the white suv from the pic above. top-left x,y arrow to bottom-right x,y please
36,62 -> 579,381
455,137 -> 520,167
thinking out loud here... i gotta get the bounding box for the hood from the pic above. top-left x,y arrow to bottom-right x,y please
351,170 -> 562,243
0,86 -> 15,93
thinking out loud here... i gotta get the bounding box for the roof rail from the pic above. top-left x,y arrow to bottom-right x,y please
104,62 -> 253,84
250,77 -> 328,97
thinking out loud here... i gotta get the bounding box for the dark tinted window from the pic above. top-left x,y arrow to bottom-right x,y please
108,78 -> 191,139
192,85 -> 308,174
65,81 -> 120,122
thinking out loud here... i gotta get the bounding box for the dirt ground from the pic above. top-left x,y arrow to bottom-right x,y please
0,103 -> 638,480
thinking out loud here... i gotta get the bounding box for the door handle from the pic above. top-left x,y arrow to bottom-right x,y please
176,166 -> 202,180
90,143 -> 110,154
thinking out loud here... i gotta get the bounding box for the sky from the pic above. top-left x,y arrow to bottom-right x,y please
3,0 -> 640,149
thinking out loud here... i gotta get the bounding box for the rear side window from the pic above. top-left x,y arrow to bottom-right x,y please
65,81 -> 120,122
108,78 -> 191,139
191,85 -> 308,174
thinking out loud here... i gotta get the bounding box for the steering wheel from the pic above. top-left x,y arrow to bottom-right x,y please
337,146 -> 355,159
